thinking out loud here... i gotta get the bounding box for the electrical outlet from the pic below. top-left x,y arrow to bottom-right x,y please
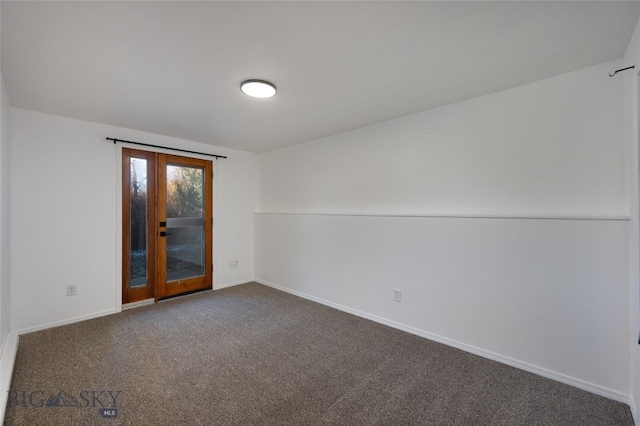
66,285 -> 77,297
393,288 -> 401,302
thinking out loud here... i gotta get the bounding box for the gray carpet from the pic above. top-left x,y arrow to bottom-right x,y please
3,282 -> 634,425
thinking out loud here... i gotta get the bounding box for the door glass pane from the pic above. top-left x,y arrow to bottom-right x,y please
166,165 -> 205,281
130,158 -> 148,287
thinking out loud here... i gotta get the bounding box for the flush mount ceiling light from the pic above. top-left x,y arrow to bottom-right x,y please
240,79 -> 277,99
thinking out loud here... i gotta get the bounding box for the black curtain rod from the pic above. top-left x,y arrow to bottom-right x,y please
609,66 -> 635,77
106,137 -> 228,159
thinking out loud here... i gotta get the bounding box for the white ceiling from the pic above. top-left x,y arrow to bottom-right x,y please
2,1 -> 640,153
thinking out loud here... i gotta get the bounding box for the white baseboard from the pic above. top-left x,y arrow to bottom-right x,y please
214,280 -> 254,290
12,308 -> 118,336
256,279 -> 630,405
0,332 -> 18,424
631,398 -> 638,426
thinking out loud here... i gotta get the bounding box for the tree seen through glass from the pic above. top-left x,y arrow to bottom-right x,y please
166,165 -> 203,218
130,158 -> 148,286
129,162 -> 206,285
165,165 -> 205,281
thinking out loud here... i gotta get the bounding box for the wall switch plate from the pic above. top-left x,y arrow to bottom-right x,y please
66,285 -> 77,297
393,288 -> 401,302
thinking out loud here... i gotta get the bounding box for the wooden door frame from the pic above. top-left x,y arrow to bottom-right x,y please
122,148 -> 157,304
156,154 -> 213,299
122,148 -> 213,305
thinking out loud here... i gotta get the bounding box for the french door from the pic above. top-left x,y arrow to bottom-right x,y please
122,148 -> 213,304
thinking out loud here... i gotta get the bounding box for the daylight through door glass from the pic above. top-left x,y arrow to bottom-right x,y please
165,164 -> 205,281
129,157 -> 148,287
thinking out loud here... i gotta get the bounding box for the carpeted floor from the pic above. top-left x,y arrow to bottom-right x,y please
3,282 -> 634,425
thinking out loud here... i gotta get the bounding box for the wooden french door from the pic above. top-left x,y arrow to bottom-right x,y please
156,154 -> 212,299
123,148 -> 213,304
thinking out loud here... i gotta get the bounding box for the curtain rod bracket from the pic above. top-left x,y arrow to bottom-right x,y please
609,66 -> 635,77
106,137 -> 227,159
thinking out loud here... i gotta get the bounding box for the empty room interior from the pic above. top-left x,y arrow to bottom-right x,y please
4,0 -> 640,424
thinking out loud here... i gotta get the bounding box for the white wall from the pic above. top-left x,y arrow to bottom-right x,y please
256,60 -> 630,401
0,77 -> 10,351
0,2 -> 16,414
10,108 -> 259,333
0,77 -> 15,426
624,15 -> 640,423
0,0 -> 8,358
261,62 -> 625,218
